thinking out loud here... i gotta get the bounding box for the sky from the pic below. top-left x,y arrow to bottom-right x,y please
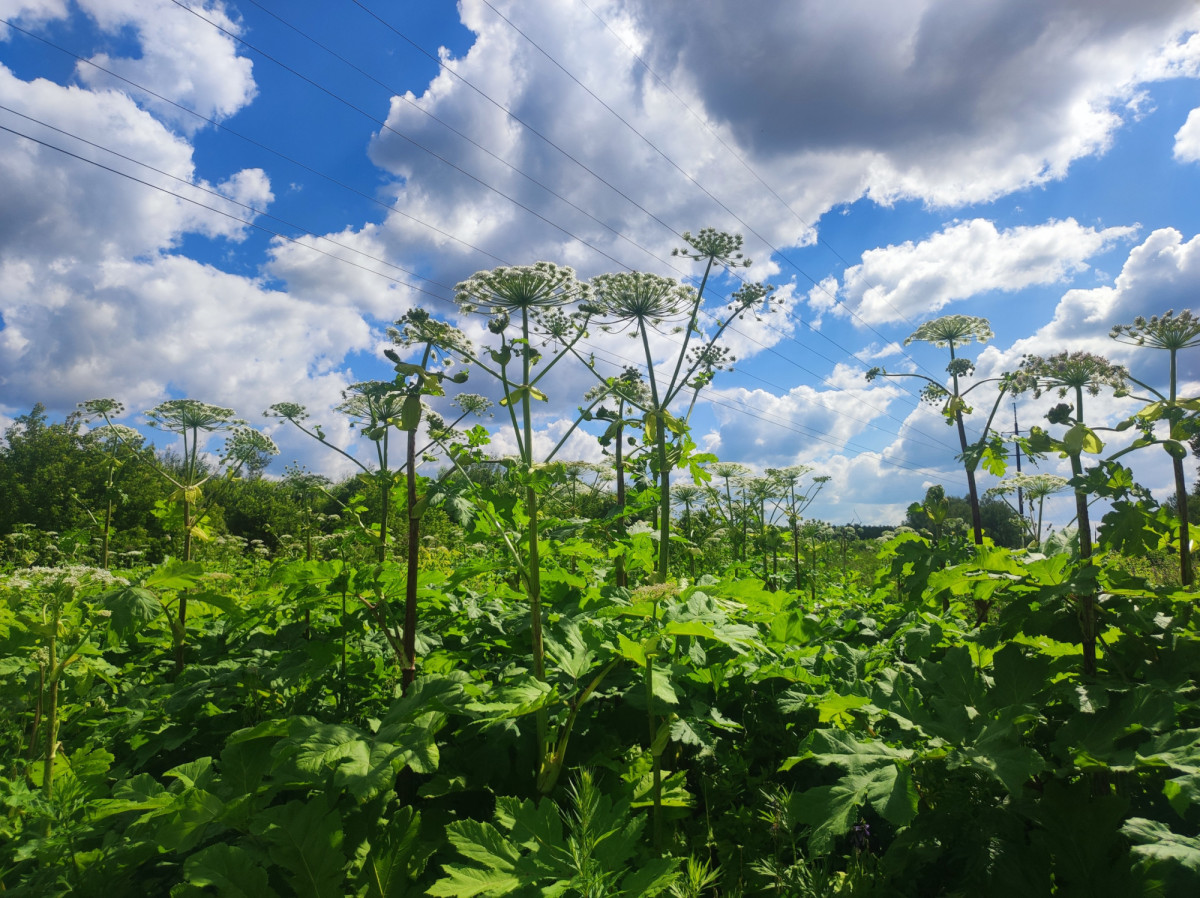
1,0 -> 1199,530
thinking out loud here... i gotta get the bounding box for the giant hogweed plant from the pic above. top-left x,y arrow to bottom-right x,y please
270,311 -> 485,692
76,400 -> 145,570
585,367 -> 652,588
1011,350 -> 1129,676
435,262 -> 618,793
867,316 -> 1011,548
765,466 -> 828,593
1109,309 -> 1200,587
81,398 -> 276,672
590,233 -> 772,582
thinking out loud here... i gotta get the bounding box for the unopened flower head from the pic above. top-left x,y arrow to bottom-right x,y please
388,308 -> 474,357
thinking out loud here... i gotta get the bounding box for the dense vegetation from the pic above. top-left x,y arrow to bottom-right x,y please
2,246 -> 1198,895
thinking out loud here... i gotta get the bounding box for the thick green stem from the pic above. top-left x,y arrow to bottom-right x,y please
42,608 -> 60,806
402,426 -> 419,693
519,309 -> 549,787
1173,454 -> 1194,587
792,519 -> 802,593
646,651 -> 664,850
614,411 -> 628,588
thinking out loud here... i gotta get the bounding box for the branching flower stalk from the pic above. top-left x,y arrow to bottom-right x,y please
986,473 -> 1070,545
383,310 -> 479,691
671,484 -> 705,580
867,316 -> 1008,554
84,399 -> 276,672
269,381 -> 417,564
78,400 -> 143,569
1110,310 -> 1200,586
591,232 -> 767,582
586,368 -> 650,587
449,262 -> 596,792
707,462 -> 752,565
766,467 -> 829,592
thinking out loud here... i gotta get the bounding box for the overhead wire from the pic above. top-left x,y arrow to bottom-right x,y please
160,0 -> 946,420
0,17 -> 508,267
573,0 -> 925,332
239,0 -> 671,274
341,0 -> 948,409
0,7 -> 979,462
470,0 -> 944,381
0,103 -> 460,296
163,0 -> 641,274
0,117 -> 963,480
0,121 -> 461,309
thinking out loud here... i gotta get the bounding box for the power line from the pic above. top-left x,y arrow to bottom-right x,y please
0,121 -> 461,309
472,0 -> 943,381
163,0 -> 641,274
0,103 -> 458,295
240,0 -> 673,274
0,14 -> 941,427
159,1 -> 944,412
1,8 -> 967,448
0,17 -> 509,267
573,0 -> 924,332
0,117 -> 966,484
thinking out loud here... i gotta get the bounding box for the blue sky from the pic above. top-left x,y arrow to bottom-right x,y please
1,0 -> 1198,528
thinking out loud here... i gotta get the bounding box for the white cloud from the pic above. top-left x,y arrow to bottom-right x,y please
345,0 -> 1200,322
981,227 -> 1200,382
832,218 -> 1137,325
1173,106 -> 1200,162
75,0 -> 256,132
632,0 -> 1200,206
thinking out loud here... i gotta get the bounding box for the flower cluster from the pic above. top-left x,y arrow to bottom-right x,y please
671,228 -> 751,267
591,271 -> 694,328
1011,351 -> 1129,398
454,262 -> 590,314
904,315 -> 993,348
1110,309 -> 1200,351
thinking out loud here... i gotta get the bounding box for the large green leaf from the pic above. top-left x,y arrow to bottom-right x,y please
426,865 -> 521,897
252,797 -> 346,898
101,585 -> 164,637
792,764 -> 917,853
352,808 -> 432,898
280,721 -> 404,802
183,843 -> 278,898
1122,817 -> 1200,872
145,559 -> 205,590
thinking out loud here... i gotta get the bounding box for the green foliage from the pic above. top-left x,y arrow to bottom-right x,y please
428,770 -> 678,896
4,301 -> 1200,896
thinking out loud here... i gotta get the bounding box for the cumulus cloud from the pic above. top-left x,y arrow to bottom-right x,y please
344,0 -> 1200,336
1174,107 -> 1200,162
981,227 -> 1200,383
830,218 -> 1138,325
632,0 -> 1200,205
74,0 -> 256,133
